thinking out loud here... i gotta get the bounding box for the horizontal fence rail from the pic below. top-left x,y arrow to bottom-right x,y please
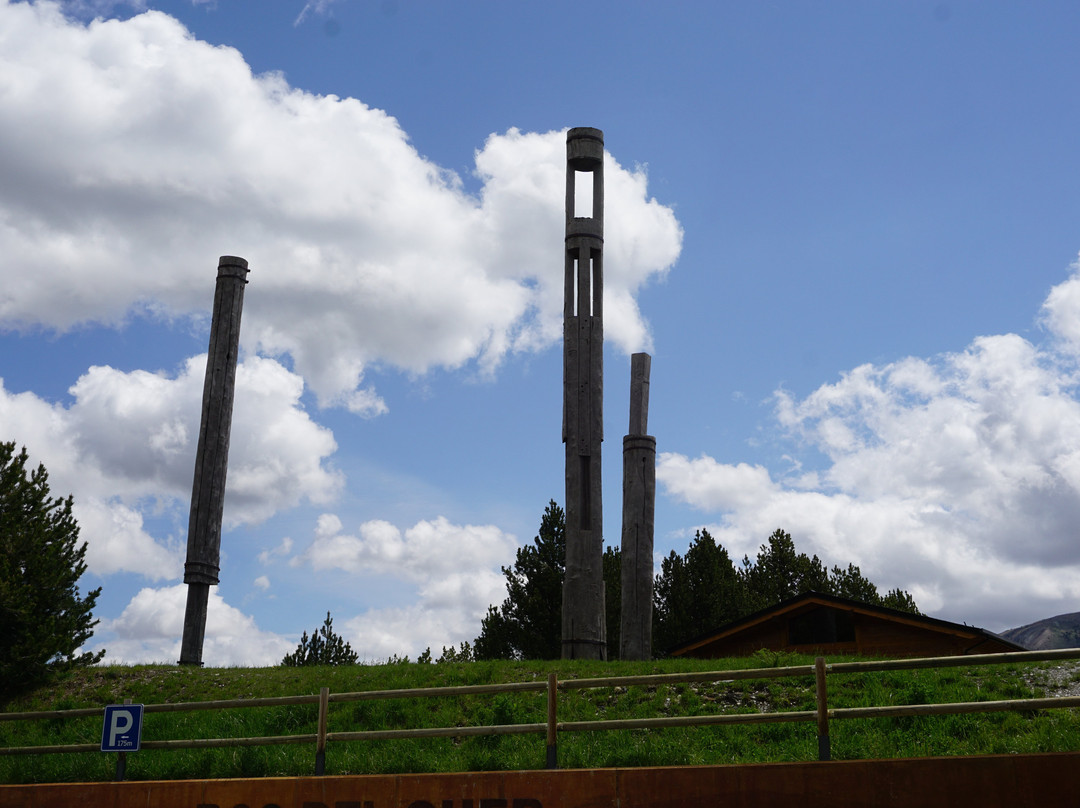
3,648 -> 1080,776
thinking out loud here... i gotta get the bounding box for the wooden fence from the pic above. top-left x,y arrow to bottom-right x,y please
3,647 -> 1080,778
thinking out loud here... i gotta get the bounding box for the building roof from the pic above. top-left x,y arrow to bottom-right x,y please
669,591 -> 1027,658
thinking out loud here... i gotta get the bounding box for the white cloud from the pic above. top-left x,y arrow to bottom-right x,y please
657,455 -> 779,515
297,514 -> 517,578
342,600 -> 485,662
74,497 -> 182,579
258,536 -> 293,565
292,514 -> 515,658
658,257 -> 1080,631
1041,255 -> 1080,355
0,354 -> 340,578
100,583 -> 294,665
0,2 -> 682,412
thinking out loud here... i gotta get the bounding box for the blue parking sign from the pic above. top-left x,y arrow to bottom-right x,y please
101,704 -> 143,752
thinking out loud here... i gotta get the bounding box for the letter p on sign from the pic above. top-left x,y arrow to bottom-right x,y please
101,704 -> 143,752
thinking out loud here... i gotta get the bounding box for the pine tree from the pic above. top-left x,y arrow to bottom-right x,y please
280,611 -> 358,666
828,562 -> 882,604
653,529 -> 744,655
474,501 -> 566,660
652,527 -> 920,655
0,442 -> 103,696
603,545 -> 622,659
473,500 -> 626,659
881,587 -> 921,614
739,529 -> 827,610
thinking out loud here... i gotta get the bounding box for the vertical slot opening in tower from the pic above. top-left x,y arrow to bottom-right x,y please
572,258 -> 579,316
576,254 -> 592,317
574,170 -> 594,218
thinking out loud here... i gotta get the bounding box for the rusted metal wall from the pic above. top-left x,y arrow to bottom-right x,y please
3,753 -> 1077,807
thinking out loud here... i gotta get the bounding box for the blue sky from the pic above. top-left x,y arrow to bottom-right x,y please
3,0 -> 1080,664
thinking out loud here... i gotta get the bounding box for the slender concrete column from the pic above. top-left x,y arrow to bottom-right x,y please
620,352 -> 656,661
179,256 -> 249,666
562,127 -> 606,660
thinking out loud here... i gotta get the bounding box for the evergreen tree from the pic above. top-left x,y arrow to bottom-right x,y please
436,641 -> 474,663
474,500 -> 623,660
653,527 -> 921,655
653,529 -> 744,655
0,442 -> 103,696
473,604 -> 516,660
281,611 -> 358,666
474,501 -> 565,660
603,545 -> 621,659
740,529 -> 830,611
881,587 -> 921,614
828,562 -> 882,604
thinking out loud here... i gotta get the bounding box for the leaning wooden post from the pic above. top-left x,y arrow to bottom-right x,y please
315,686 -> 329,775
619,353 -> 656,661
546,673 -> 558,769
179,256 -> 249,666
815,656 -> 831,761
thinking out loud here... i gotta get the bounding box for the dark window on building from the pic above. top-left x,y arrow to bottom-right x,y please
788,607 -> 855,645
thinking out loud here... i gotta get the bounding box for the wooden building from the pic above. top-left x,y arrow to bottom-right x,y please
670,592 -> 1025,659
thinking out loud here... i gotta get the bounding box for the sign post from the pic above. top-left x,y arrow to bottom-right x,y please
102,702 -> 143,780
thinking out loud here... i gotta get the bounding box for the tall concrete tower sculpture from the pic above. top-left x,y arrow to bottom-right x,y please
562,127 -> 607,659
620,352 -> 656,661
179,256 -> 249,666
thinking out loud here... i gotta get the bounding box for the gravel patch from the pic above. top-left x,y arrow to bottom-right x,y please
1023,662 -> 1080,698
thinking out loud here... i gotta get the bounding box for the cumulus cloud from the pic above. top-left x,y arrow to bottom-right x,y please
0,354 -> 340,578
0,1 -> 682,413
75,497 -> 182,579
1040,257 -> 1080,355
292,514 -> 516,658
100,584 -> 294,665
342,603 -> 481,662
657,257 -> 1080,632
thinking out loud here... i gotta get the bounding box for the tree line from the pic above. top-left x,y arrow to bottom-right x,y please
473,500 -> 918,660
0,437 -> 919,677
0,438 -> 920,676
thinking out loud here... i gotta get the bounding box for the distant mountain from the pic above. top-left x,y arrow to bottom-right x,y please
1002,612 -> 1080,650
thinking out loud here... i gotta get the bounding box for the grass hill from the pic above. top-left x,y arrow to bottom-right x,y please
2,653 -> 1079,784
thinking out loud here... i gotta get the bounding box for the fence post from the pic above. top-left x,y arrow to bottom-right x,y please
546,673 -> 558,769
114,698 -> 131,781
815,657 -> 830,761
315,687 -> 329,775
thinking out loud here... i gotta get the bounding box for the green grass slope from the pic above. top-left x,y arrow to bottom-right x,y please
2,654 -> 1079,784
